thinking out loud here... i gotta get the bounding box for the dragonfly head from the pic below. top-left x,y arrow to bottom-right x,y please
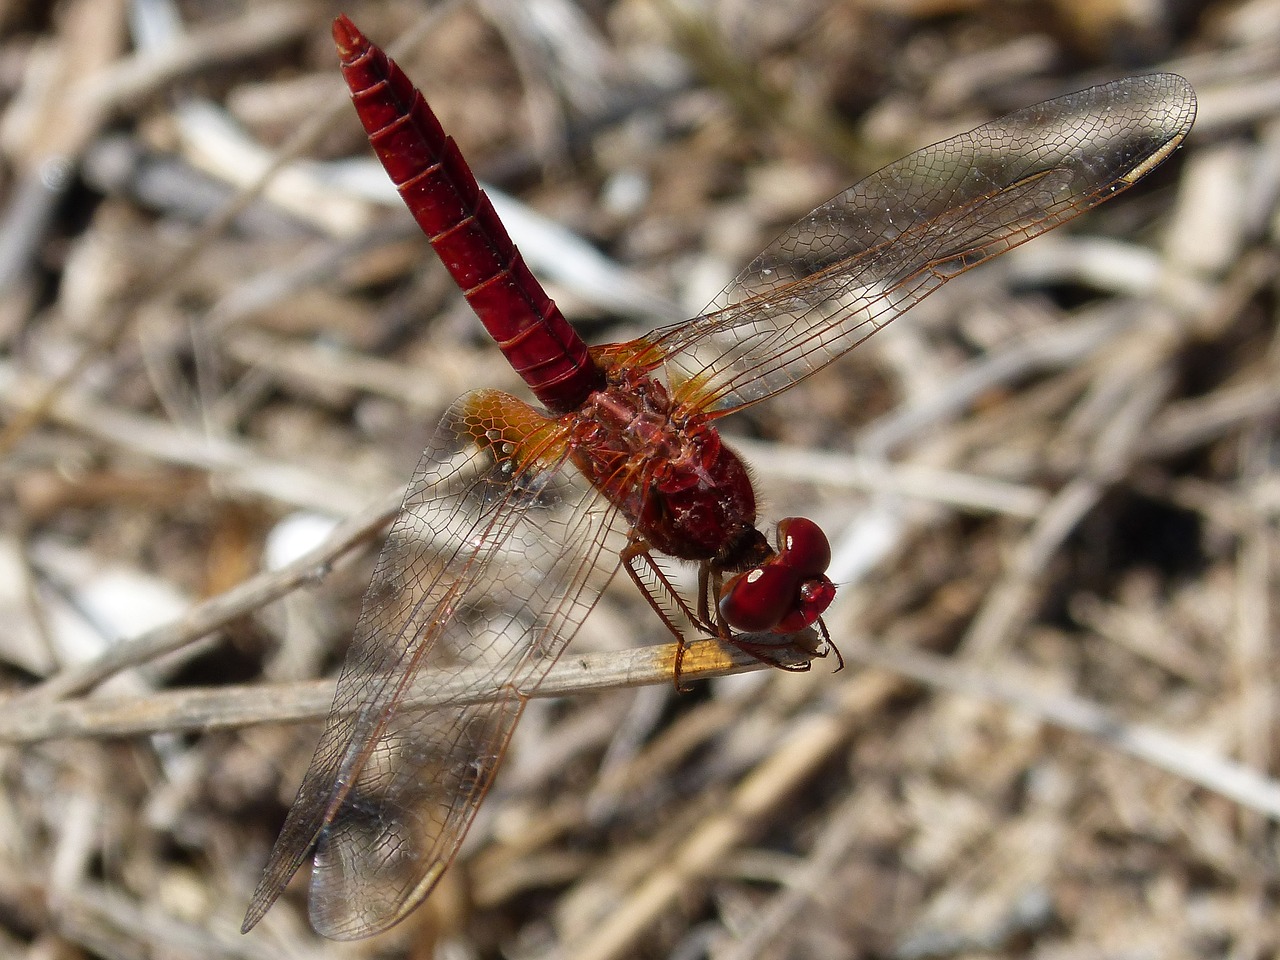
718,517 -> 835,634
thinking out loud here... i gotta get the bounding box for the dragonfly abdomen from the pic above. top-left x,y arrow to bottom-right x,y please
333,15 -> 605,414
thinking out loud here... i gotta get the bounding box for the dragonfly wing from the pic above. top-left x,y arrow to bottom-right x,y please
243,391 -> 627,940
648,74 -> 1196,415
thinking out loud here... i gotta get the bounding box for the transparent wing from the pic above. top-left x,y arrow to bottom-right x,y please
647,74 -> 1196,415
243,392 -> 627,940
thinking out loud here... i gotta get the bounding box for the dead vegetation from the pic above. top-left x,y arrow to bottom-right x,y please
1,0 -> 1278,957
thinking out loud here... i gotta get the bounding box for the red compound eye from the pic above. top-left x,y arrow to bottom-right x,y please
719,564 -> 799,633
775,517 -> 831,577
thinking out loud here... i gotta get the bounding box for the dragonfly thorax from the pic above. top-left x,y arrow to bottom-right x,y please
570,366 -> 758,564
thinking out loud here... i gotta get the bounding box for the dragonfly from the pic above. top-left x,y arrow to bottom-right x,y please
242,14 -> 1196,940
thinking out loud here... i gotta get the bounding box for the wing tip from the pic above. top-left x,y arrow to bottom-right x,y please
308,859 -> 450,941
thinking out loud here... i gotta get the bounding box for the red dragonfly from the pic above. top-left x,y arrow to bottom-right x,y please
243,14 -> 1195,940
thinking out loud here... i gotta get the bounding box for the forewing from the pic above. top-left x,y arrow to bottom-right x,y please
648,74 -> 1196,415
243,393 -> 627,940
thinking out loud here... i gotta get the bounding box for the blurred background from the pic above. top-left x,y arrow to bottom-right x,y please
1,0 -> 1278,957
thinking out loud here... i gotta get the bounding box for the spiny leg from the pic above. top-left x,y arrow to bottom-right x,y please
621,536 -> 706,688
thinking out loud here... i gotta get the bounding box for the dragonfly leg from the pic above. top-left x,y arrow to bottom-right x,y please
813,617 -> 844,672
728,638 -> 815,672
697,563 -> 722,635
621,537 -> 707,689
724,624 -> 840,672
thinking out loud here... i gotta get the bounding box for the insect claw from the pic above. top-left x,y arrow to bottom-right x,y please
814,618 -> 844,672
672,639 -> 694,693
825,638 -> 845,673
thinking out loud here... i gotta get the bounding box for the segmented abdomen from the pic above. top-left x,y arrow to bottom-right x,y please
334,15 -> 604,415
